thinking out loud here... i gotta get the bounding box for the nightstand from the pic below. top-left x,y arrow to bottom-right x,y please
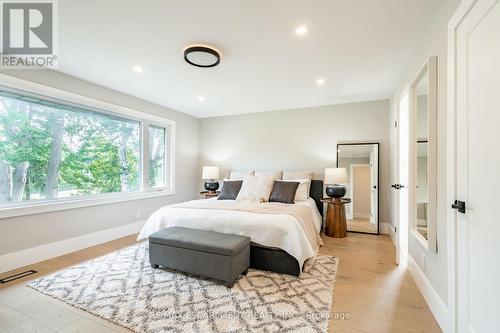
321,198 -> 351,238
200,191 -> 220,199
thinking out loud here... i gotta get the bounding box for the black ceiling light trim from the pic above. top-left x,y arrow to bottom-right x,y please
183,45 -> 221,68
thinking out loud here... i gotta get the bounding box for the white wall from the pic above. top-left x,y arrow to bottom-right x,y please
200,99 -> 392,224
0,70 -> 200,256
389,0 -> 462,306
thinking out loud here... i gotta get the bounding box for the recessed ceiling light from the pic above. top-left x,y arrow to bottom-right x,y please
316,78 -> 326,86
197,96 -> 205,102
133,65 -> 143,73
295,25 -> 308,36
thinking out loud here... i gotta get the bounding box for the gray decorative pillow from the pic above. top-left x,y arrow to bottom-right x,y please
269,181 -> 300,204
217,180 -> 243,200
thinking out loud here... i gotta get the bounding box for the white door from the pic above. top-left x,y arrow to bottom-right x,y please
450,0 -> 500,331
393,89 -> 410,265
370,145 -> 378,226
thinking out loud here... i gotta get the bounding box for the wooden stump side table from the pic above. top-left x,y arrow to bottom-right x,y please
200,191 -> 220,199
321,198 -> 351,238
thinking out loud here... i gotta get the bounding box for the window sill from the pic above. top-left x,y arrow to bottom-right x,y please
0,190 -> 175,219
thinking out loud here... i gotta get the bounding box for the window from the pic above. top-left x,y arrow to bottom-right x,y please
148,125 -> 166,188
0,87 -> 174,211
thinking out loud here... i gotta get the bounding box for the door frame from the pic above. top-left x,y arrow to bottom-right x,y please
394,87 -> 410,265
447,0 -> 481,331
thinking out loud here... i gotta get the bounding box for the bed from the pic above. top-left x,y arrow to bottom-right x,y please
138,180 -> 324,276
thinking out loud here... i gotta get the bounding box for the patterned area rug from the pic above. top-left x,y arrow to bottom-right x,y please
28,242 -> 338,333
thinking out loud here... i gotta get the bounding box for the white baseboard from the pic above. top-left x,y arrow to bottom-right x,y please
385,223 -> 397,247
408,255 -> 448,332
0,220 -> 145,274
379,222 -> 392,235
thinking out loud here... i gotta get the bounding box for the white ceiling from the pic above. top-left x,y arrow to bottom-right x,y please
57,0 -> 437,118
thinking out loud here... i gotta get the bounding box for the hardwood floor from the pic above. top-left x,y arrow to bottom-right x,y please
346,218 -> 377,233
324,234 -> 441,332
0,233 -> 441,333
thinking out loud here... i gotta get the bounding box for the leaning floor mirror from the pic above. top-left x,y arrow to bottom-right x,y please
337,143 -> 379,234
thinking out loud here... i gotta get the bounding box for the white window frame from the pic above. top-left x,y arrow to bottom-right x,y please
0,74 -> 176,219
144,123 -> 173,191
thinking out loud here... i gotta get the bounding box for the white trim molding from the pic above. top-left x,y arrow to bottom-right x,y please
379,222 -> 393,235
0,220 -> 145,274
381,222 -> 397,246
408,255 -> 448,332
0,190 -> 173,219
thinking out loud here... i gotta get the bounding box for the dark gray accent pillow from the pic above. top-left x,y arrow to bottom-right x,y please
217,180 -> 243,200
269,181 -> 300,204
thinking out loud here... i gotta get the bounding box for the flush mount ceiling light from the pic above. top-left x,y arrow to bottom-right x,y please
183,44 -> 221,68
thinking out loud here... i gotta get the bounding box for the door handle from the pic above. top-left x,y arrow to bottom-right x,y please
451,200 -> 466,214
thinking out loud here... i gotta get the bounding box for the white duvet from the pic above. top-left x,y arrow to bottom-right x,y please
137,198 -> 323,270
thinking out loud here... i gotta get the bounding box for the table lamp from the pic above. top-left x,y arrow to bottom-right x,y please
202,166 -> 220,193
324,168 -> 347,201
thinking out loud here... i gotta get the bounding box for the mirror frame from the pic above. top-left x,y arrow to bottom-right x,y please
336,142 -> 380,235
410,56 -> 438,252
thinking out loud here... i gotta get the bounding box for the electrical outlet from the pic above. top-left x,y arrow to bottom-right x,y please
136,209 -> 142,219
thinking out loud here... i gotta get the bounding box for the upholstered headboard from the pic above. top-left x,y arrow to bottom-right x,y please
309,180 -> 324,217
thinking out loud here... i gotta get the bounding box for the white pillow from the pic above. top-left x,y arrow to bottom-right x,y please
236,175 -> 275,202
282,170 -> 312,181
283,171 -> 313,194
229,170 -> 255,180
279,179 -> 310,201
255,170 -> 283,180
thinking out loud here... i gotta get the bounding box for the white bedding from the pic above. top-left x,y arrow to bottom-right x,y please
137,198 -> 323,270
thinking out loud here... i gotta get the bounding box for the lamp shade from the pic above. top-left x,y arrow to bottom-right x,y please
324,168 -> 347,185
202,166 -> 220,180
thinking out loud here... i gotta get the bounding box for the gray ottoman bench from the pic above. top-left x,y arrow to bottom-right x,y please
149,227 -> 250,287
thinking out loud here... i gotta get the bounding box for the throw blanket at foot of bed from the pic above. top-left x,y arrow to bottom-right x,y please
138,199 -> 323,272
